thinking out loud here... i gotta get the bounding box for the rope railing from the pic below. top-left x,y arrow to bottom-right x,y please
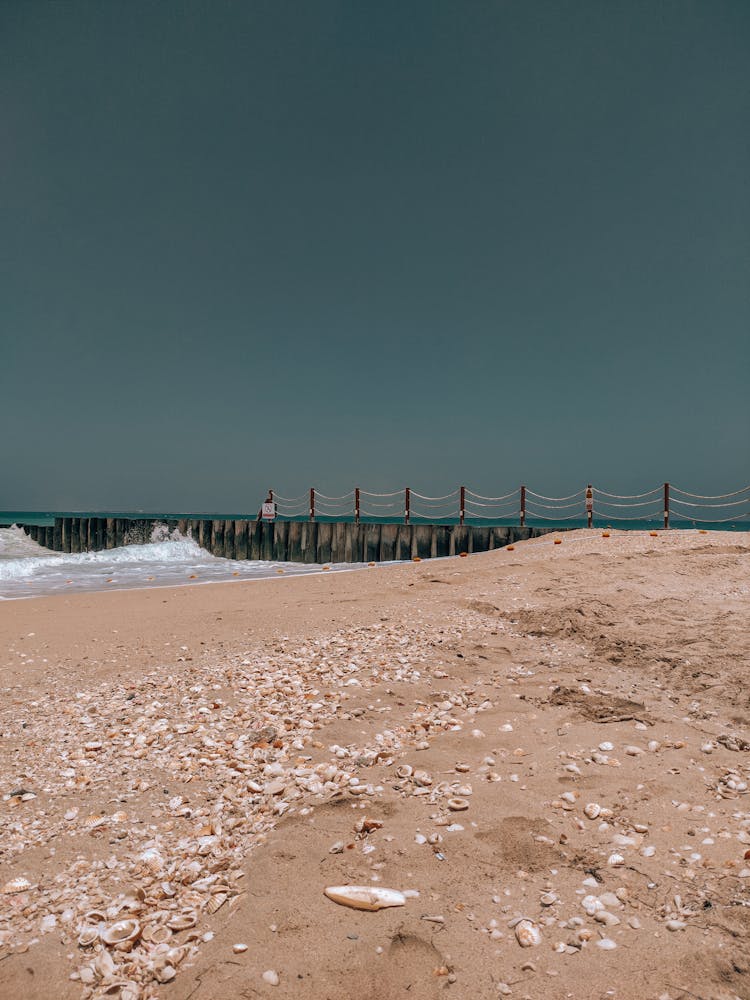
257,483 -> 750,529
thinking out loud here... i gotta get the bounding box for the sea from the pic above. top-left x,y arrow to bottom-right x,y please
0,522 -> 367,601
0,511 -> 746,602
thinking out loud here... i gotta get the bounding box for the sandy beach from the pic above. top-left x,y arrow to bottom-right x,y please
1,529 -> 749,1000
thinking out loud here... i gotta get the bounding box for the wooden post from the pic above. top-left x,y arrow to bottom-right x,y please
520,485 -> 526,527
459,485 -> 465,525
664,482 -> 670,530
405,487 -> 410,525
586,484 -> 593,529
310,488 -> 315,522
355,487 -> 360,525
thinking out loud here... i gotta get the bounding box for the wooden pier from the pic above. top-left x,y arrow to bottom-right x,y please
19,517 -> 556,562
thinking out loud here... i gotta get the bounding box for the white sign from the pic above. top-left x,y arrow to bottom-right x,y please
262,502 -> 275,521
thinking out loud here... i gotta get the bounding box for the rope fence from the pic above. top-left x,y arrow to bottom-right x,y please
255,483 -> 750,528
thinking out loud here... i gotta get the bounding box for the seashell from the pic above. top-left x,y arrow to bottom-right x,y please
262,970 -> 280,986
454,763 -> 471,773
141,923 -> 171,944
395,764 -> 413,779
413,770 -> 433,787
100,918 -> 141,946
84,741 -> 103,752
447,797 -> 469,811
539,892 -> 557,906
139,848 -> 164,873
665,918 -> 686,931
454,783 -> 473,796
324,885 -> 407,911
167,910 -> 198,931
594,911 -> 621,927
514,919 -> 542,947
583,803 -> 601,820
608,853 -> 625,866
1,877 -> 33,894
95,949 -> 116,978
597,938 -> 617,949
233,943 -> 248,953
206,892 -> 228,914
84,814 -> 107,830
77,925 -> 99,947
154,965 -> 176,984
85,909 -> 107,924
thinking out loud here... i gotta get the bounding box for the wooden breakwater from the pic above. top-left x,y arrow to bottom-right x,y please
19,517 -> 557,563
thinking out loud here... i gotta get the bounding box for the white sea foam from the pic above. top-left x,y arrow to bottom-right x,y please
0,525 -> 361,600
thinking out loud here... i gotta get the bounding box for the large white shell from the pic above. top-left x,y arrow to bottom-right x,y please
324,885 -> 407,911
101,918 -> 141,946
514,919 -> 542,947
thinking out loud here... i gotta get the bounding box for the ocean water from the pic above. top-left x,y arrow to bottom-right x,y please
0,525 -> 365,601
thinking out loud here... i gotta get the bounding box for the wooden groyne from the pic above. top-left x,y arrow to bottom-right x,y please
19,517 -> 556,563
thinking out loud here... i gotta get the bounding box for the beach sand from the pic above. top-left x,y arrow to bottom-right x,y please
1,529 -> 749,1000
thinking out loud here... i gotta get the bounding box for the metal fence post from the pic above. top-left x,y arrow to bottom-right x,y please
310,488 -> 315,522
405,487 -> 410,525
520,485 -> 526,527
459,485 -> 465,525
664,483 -> 670,530
355,487 -> 360,524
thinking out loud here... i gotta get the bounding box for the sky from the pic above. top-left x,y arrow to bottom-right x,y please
2,0 -> 748,514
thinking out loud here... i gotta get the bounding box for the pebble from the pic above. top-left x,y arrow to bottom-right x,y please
233,943 -> 248,953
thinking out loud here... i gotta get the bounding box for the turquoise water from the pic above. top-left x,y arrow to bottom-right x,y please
2,510 -> 748,531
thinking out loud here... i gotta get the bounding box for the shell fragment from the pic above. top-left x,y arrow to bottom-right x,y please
324,885 -> 407,911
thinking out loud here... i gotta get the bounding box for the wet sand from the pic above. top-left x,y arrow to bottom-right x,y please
1,529 -> 749,1000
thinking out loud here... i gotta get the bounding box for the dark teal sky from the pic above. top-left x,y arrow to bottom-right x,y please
2,1 -> 748,512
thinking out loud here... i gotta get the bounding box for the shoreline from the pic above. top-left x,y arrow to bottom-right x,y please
1,529 -> 749,1000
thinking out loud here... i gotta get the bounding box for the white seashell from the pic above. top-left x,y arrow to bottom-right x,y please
84,814 -> 107,830
95,949 -> 116,978
206,892 -> 228,914
624,745 -> 643,756
539,892 -> 557,906
665,919 -> 686,931
447,797 -> 469,811
395,764 -> 413,779
640,845 -> 656,858
77,925 -> 99,947
1,877 -> 33,894
598,742 -> 614,752
167,910 -> 198,930
141,924 -> 171,944
583,803 -> 601,819
608,853 -> 625,866
597,938 -> 617,949
582,895 -> 604,916
262,970 -> 280,986
594,911 -> 620,927
154,965 -> 176,984
514,919 -> 542,947
139,848 -> 164,873
324,885 -> 407,911
233,942 -> 248,953
101,919 -> 140,946
413,770 -> 433,787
